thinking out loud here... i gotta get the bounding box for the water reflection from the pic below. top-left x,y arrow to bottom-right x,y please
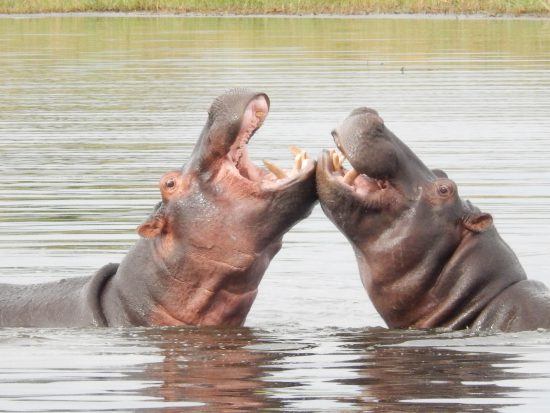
136,328 -> 289,411
0,326 -> 549,411
334,329 -> 525,412
111,327 -> 545,411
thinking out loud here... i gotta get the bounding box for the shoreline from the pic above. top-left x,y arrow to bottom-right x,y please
0,0 -> 548,18
1,11 -> 548,20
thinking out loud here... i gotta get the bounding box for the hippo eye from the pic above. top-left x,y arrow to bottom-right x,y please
165,178 -> 176,190
437,184 -> 452,196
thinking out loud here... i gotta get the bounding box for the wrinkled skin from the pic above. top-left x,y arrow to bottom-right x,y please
0,90 -> 316,327
317,108 -> 550,332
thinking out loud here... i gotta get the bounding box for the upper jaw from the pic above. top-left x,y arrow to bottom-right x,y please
221,98 -> 315,191
227,94 -> 270,168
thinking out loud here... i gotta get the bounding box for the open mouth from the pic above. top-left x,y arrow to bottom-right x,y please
325,149 -> 388,198
226,95 -> 315,188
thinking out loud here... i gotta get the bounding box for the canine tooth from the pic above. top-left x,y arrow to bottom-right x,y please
263,159 -> 287,179
332,152 -> 341,171
294,153 -> 303,171
337,151 -> 346,163
290,145 -> 303,156
255,111 -> 265,118
343,168 -> 359,185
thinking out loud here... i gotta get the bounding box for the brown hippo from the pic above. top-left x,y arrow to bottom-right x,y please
0,89 -> 316,327
317,107 -> 550,332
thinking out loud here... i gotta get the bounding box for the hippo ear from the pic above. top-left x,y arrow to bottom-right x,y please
137,214 -> 167,239
432,168 -> 448,178
463,212 -> 493,233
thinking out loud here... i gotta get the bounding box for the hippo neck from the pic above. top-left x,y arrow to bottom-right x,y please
100,236 -> 281,327
357,224 -> 527,330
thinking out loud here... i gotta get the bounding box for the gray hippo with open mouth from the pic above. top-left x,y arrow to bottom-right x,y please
317,107 -> 550,332
0,89 -> 316,327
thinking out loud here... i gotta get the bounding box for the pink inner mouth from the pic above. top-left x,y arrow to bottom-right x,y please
224,95 -> 313,186
228,96 -> 268,165
227,96 -> 270,181
329,150 -> 388,197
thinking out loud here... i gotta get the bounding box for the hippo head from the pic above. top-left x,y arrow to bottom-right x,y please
317,108 -> 500,329
139,89 -> 316,244
317,108 -> 493,248
125,90 -> 316,326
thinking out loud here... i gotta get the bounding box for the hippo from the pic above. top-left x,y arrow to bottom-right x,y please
0,89 -> 316,327
317,107 -> 550,332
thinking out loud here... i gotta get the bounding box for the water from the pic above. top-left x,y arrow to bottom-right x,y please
0,15 -> 549,411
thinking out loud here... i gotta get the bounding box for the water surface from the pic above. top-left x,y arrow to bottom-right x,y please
0,15 -> 549,411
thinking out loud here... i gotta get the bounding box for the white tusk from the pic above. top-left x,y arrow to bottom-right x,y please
263,159 -> 287,179
332,151 -> 341,171
290,145 -> 304,157
294,153 -> 303,171
343,168 -> 359,185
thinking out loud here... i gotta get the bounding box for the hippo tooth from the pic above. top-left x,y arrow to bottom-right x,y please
294,153 -> 303,171
263,159 -> 287,179
332,151 -> 341,171
290,145 -> 303,157
343,168 -> 359,185
256,111 -> 265,118
300,152 -> 308,165
337,151 -> 346,163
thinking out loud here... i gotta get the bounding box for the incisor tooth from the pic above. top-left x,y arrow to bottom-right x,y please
343,168 -> 359,185
255,111 -> 265,118
263,159 -> 287,179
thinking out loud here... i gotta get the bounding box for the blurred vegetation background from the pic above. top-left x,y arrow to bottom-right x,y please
0,0 -> 548,16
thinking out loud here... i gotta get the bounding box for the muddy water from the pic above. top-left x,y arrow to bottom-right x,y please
0,16 -> 549,411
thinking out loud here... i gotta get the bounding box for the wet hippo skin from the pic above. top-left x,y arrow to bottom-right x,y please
0,90 -> 317,327
316,108 -> 550,332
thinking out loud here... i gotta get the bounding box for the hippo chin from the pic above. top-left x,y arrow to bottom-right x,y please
317,108 -> 550,332
0,89 -> 317,327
